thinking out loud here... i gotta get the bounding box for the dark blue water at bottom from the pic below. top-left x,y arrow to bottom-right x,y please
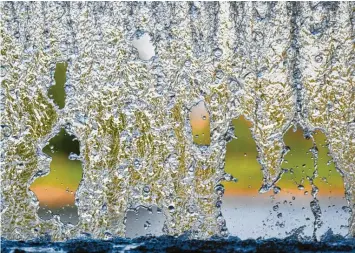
2,233 -> 355,253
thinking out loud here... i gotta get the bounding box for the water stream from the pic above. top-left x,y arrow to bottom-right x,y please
1,2 -> 354,250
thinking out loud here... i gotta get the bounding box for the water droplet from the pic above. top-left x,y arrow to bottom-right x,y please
214,184 -> 224,196
315,54 -> 323,63
68,152 -> 80,160
104,231 -> 112,239
102,203 -> 107,212
215,70 -> 224,79
273,186 -> 281,194
144,221 -> 151,230
217,215 -> 226,227
1,125 -> 11,139
342,206 -> 351,213
143,185 -> 150,193
134,159 -> 141,168
168,205 -> 175,213
213,48 -> 223,58
311,186 -> 319,198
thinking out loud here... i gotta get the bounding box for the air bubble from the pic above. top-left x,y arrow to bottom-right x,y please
314,54 -> 323,63
215,70 -> 224,79
1,125 -> 11,139
213,48 -> 223,58
143,186 -> 150,193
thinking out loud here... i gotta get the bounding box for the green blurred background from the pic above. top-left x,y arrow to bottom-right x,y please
30,63 -> 345,221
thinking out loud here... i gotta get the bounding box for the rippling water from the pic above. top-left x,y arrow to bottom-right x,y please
2,234 -> 355,253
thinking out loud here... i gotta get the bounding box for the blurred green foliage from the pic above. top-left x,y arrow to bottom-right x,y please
48,62 -> 67,109
224,117 -> 344,196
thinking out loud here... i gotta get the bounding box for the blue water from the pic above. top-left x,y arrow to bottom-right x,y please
2,233 -> 355,253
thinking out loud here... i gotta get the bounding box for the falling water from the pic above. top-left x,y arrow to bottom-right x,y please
0,2 -> 354,246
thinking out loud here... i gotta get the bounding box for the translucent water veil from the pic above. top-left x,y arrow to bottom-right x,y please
0,1 -> 354,243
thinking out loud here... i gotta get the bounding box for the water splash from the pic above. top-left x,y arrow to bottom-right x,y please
1,234 -> 355,253
0,2 -> 354,240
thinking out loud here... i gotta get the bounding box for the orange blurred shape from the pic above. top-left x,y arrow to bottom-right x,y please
30,186 -> 75,208
223,186 -> 345,197
190,101 -> 210,145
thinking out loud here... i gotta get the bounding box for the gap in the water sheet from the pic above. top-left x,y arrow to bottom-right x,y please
125,206 -> 165,238
274,127 -> 349,240
48,62 -> 67,109
132,32 -> 155,61
30,129 -> 82,225
221,118 -> 349,240
190,101 -> 211,146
